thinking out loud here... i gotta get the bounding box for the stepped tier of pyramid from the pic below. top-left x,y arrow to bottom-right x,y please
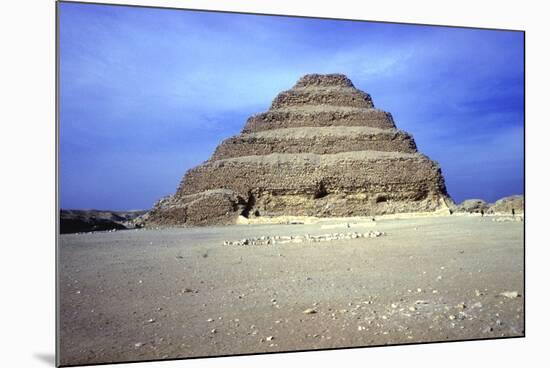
147,74 -> 452,226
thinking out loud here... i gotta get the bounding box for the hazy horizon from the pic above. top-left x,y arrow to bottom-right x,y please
59,3 -> 524,211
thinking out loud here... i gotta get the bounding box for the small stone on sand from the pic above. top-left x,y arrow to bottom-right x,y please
499,291 -> 520,299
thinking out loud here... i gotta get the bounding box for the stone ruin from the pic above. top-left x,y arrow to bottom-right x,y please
146,74 -> 453,226
224,231 -> 386,247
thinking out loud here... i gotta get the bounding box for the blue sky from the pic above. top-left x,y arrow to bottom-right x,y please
59,2 -> 524,210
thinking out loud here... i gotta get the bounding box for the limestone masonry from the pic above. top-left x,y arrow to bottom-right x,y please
147,74 -> 453,226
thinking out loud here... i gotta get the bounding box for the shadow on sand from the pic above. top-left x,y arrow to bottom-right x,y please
33,353 -> 55,366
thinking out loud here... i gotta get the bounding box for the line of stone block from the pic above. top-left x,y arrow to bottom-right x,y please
223,231 -> 386,246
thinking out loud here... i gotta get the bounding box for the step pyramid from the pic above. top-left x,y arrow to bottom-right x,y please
147,74 -> 452,226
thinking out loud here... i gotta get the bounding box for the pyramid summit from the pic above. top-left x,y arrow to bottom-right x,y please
147,74 -> 453,226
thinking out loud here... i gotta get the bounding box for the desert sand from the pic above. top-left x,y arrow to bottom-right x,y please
58,214 -> 524,366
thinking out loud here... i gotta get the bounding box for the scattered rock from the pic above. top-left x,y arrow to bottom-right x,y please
303,308 -> 317,314
223,231 -> 386,246
499,291 -> 520,299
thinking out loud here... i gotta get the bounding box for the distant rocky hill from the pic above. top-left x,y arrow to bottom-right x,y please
146,73 -> 453,227
456,195 -> 524,215
488,195 -> 524,215
60,209 -> 148,234
456,199 -> 490,214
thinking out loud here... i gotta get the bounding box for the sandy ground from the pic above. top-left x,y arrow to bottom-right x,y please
58,215 -> 524,366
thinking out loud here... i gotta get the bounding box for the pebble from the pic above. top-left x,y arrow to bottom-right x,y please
134,342 -> 144,348
303,308 -> 317,314
266,336 -> 274,341
207,318 -> 214,322
211,329 -> 217,334
499,291 -> 520,299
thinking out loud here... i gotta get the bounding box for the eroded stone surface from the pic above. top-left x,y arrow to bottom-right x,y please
147,74 -> 452,226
